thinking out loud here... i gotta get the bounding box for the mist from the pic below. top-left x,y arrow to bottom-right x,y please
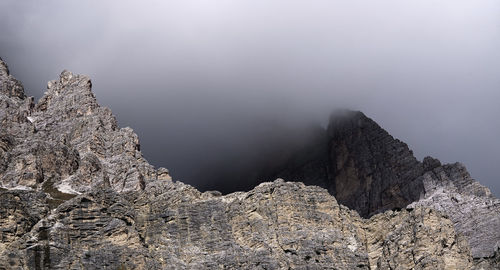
1,0 -> 499,196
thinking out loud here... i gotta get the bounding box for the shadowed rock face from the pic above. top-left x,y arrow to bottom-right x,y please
256,111 -> 500,260
263,110 -> 425,218
0,190 -> 49,246
326,111 -> 425,216
0,57 -> 499,269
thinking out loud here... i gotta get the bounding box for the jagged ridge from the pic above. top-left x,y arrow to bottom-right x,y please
1,63 -> 172,198
256,110 -> 500,260
0,179 -> 474,269
0,58 -> 499,269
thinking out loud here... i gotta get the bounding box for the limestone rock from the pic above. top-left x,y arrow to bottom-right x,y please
473,250 -> 500,270
258,110 -> 500,264
0,57 -> 498,269
408,163 -> 500,259
0,189 -> 49,248
0,58 -> 170,195
0,57 -> 25,99
156,167 -> 172,181
0,180 -> 473,270
0,57 -> 35,142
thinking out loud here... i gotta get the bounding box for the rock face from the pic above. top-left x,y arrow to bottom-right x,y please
266,111 -> 425,218
0,57 -> 499,269
0,59 -> 171,195
0,189 -> 49,250
0,58 -> 35,163
408,161 -> 500,259
0,59 -> 25,100
257,111 -> 500,263
0,180 -> 473,269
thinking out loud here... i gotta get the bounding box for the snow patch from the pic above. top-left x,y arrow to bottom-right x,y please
347,236 -> 359,252
27,116 -> 34,123
2,185 -> 33,191
56,180 -> 81,195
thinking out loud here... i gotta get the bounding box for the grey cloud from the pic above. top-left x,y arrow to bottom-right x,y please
1,0 -> 499,196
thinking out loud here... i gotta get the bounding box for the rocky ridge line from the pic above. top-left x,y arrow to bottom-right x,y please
0,179 -> 474,269
259,110 -> 500,262
0,59 -> 171,199
0,57 -> 499,269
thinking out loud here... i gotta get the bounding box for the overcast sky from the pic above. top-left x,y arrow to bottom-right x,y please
1,0 -> 499,196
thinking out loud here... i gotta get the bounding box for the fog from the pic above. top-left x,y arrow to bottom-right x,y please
1,0 -> 499,196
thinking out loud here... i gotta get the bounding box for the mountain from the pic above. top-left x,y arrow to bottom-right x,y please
0,57 -> 498,269
254,110 -> 425,218
253,111 -> 500,260
1,60 -> 172,198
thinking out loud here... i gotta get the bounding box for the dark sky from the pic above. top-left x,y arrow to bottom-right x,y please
1,0 -> 499,197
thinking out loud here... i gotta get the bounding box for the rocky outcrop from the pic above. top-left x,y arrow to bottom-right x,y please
260,110 -> 425,218
0,189 -> 49,250
473,251 -> 500,270
0,58 -> 34,148
0,57 -> 499,269
0,58 -> 171,195
325,111 -> 425,216
0,58 -> 25,100
256,110 -> 500,264
408,161 -> 500,259
0,180 -> 473,269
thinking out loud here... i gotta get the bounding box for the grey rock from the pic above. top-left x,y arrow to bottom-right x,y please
258,110 -> 500,262
0,180 -> 473,270
473,250 -> 500,270
0,57 -> 25,99
0,58 -> 168,195
263,110 -> 425,218
0,189 -> 49,246
409,163 -> 500,258
0,57 -> 498,269
0,57 -> 35,145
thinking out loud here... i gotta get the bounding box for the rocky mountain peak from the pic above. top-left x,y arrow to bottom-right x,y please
327,110 -> 368,131
326,110 -> 424,216
36,70 -> 96,116
0,62 -> 170,196
422,156 -> 442,171
0,58 -> 498,269
0,58 -> 25,100
258,109 -> 425,218
254,108 -> 500,261
59,69 -> 75,85
0,57 -> 9,75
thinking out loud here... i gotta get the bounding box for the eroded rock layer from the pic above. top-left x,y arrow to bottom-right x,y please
0,180 -> 474,270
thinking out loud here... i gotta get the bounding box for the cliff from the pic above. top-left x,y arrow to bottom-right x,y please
257,111 -> 500,261
0,58 -> 498,269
